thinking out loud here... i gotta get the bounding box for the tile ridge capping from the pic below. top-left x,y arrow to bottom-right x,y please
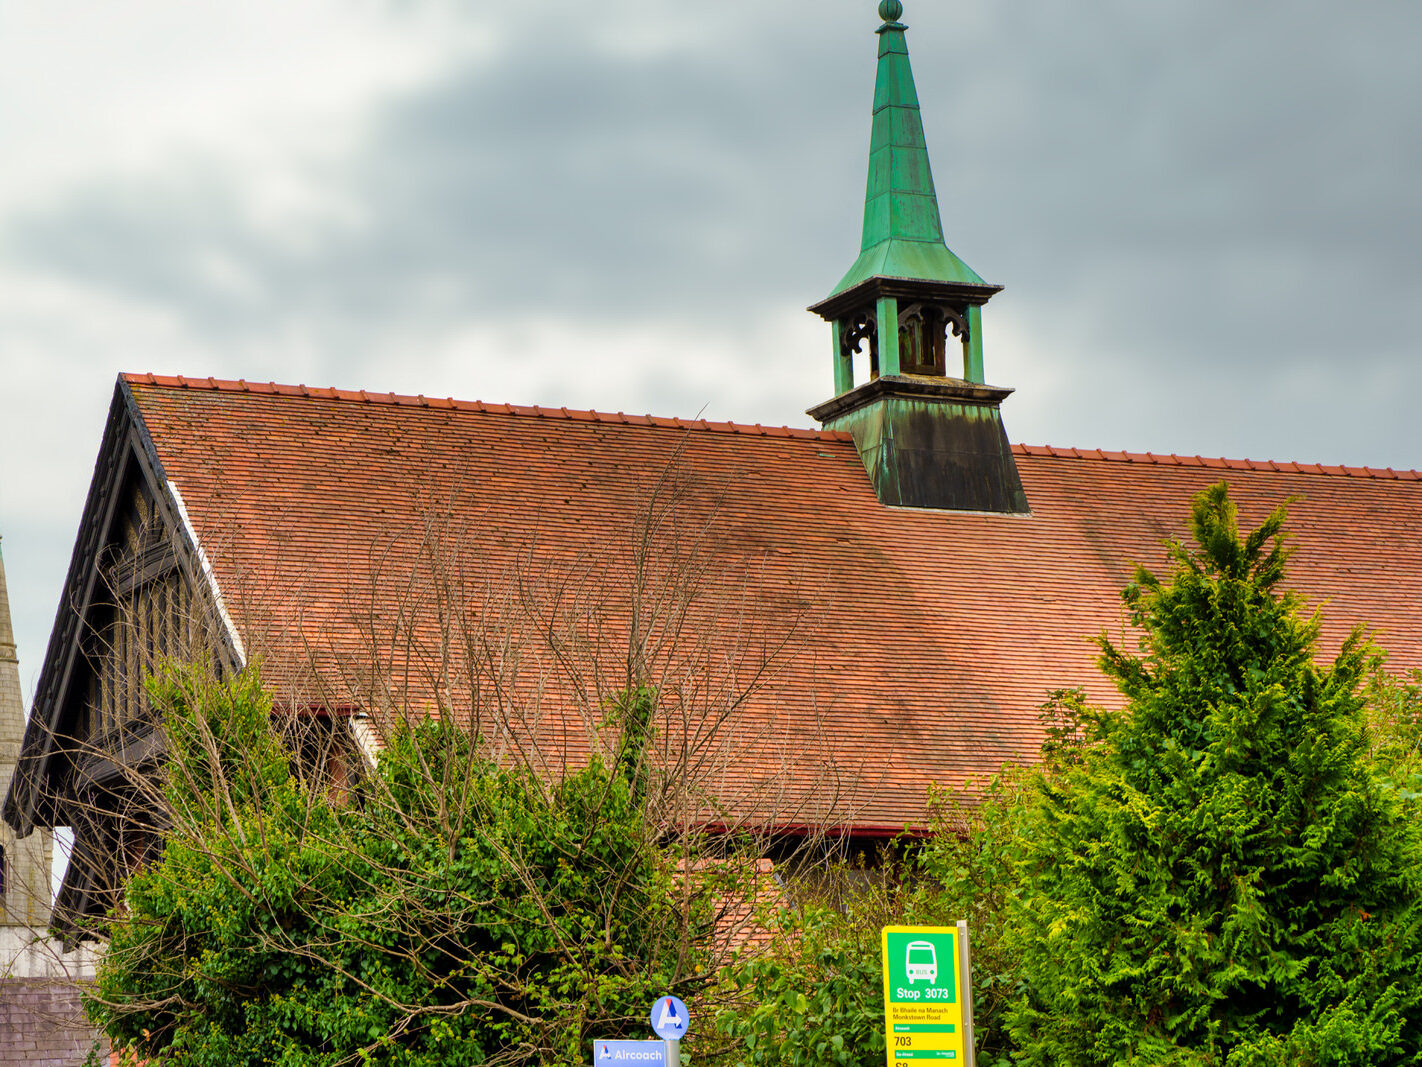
1012,442 -> 1421,480
119,372 -> 849,443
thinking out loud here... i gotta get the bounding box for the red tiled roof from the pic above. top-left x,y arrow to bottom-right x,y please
122,373 -> 1422,832
126,373 -> 850,442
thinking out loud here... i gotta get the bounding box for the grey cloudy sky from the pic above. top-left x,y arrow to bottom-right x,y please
1,0 -> 1419,701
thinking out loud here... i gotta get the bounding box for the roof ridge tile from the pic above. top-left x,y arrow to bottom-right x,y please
1010,442 -> 1422,479
116,373 -> 1412,462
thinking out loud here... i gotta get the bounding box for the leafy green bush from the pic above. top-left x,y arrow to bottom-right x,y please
89,664 -> 713,1066
1366,668 -> 1422,799
914,776 -> 1026,1067
716,905 -> 886,1067
714,796 -> 1025,1067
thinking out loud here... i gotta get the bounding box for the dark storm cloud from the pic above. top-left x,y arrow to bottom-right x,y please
348,44 -> 847,318
921,1 -> 1422,465
4,5 -> 864,333
5,0 -> 1419,462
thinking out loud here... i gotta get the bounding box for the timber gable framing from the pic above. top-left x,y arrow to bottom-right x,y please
3,380 -> 242,932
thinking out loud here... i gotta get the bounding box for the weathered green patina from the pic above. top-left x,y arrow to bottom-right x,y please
807,377 -> 1028,513
809,1 -> 1000,394
806,3 -> 1027,515
830,4 -> 987,297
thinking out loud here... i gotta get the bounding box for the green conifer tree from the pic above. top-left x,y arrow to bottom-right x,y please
1006,484 -> 1422,1066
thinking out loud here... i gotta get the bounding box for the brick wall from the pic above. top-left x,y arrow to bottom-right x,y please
0,978 -> 107,1065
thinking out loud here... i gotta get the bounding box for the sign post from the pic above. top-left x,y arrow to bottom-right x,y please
593,994 -> 690,1067
881,924 -> 975,1066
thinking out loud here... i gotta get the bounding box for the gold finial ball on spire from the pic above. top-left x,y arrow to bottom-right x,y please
878,0 -> 903,22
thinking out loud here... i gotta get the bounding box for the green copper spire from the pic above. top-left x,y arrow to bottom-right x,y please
830,1 -> 987,296
806,3 -> 1025,515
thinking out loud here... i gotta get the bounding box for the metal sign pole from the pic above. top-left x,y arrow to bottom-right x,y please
957,919 -> 976,1067
667,1038 -> 679,1067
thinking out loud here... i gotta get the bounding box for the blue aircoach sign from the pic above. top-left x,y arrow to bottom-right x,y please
593,996 -> 690,1066
650,995 -> 689,1041
595,1040 -> 668,1065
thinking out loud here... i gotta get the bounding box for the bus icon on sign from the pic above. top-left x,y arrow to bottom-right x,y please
905,940 -> 938,984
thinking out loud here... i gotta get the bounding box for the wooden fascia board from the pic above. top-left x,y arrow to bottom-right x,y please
3,381 -> 136,834
1,376 -> 239,835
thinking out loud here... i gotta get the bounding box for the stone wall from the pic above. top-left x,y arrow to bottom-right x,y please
1,928 -> 104,1064
1,538 -> 54,928
0,977 -> 106,1065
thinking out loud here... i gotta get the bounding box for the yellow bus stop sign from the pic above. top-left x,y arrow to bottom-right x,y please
881,924 -> 975,1065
